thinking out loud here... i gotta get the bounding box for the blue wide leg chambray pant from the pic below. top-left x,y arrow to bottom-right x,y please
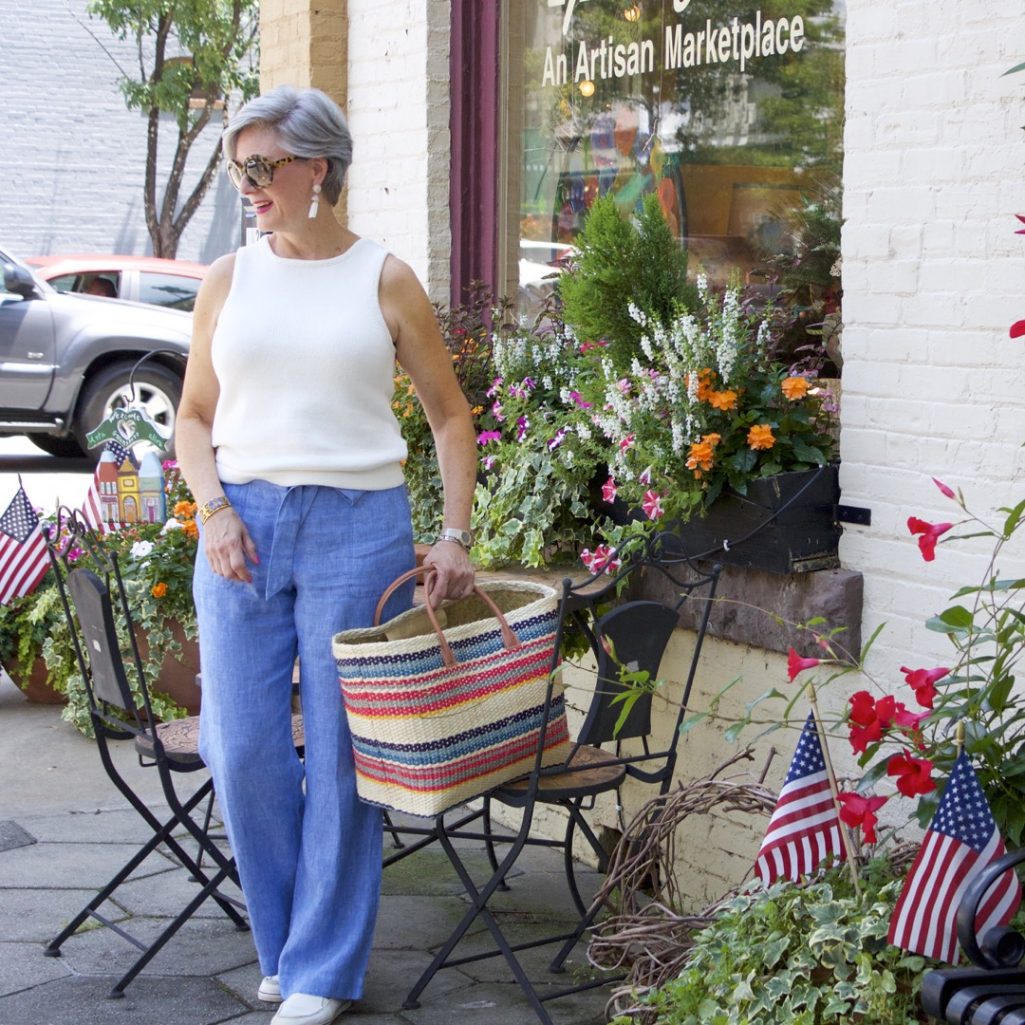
193,480 -> 415,1001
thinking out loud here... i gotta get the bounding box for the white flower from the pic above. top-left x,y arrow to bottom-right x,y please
130,540 -> 155,559
161,518 -> 183,533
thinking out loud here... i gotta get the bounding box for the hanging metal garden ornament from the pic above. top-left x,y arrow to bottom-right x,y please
84,351 -> 178,452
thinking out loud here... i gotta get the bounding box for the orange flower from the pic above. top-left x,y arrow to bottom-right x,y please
151,582 -> 168,599
707,389 -> 738,411
781,376 -> 810,401
685,433 -> 722,478
174,500 -> 197,519
183,520 -> 199,540
686,369 -> 715,402
747,424 -> 776,450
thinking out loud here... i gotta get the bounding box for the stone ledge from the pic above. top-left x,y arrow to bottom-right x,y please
473,561 -> 862,661
636,561 -> 864,661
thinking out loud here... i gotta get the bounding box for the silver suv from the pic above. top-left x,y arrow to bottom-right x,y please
0,247 -> 191,457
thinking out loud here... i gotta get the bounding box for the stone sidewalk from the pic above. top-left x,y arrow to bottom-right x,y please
0,679 -> 609,1025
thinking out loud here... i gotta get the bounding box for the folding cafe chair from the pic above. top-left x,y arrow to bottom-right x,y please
40,510 -> 302,997
400,537 -> 721,1025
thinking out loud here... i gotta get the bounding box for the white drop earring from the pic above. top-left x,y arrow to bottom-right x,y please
308,183 -> 321,220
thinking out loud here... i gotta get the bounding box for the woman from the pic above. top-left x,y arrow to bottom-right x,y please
176,86 -> 476,1025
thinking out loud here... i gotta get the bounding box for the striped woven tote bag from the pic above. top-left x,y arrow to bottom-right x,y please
333,571 -> 570,817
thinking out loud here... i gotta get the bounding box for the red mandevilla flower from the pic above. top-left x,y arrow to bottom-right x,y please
899,665 -> 949,709
932,477 -> 956,500
907,516 -> 954,561
838,792 -> 889,845
847,691 -> 899,754
787,647 -> 820,682
887,750 -> 936,797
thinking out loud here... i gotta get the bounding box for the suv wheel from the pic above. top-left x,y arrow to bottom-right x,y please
74,361 -> 183,458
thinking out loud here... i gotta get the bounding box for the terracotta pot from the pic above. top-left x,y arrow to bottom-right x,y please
134,620 -> 202,715
8,655 -> 67,705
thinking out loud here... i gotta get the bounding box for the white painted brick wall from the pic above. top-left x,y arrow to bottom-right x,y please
0,0 -> 239,262
345,0 -> 451,303
841,0 -> 1025,678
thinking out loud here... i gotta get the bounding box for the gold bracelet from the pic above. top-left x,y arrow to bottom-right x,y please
198,495 -> 232,524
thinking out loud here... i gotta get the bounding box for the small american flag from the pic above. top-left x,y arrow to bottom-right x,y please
0,485 -> 50,605
754,710 -> 846,886
81,440 -> 131,533
888,751 -> 1022,962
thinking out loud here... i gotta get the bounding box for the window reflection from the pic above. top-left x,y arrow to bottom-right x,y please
508,0 -> 844,373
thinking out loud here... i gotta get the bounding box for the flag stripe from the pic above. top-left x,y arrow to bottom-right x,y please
753,711 -> 845,887
889,751 -> 1023,962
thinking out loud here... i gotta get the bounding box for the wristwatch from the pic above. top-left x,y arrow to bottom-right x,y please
436,527 -> 474,550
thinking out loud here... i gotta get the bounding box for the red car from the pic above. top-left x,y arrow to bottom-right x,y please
25,254 -> 207,312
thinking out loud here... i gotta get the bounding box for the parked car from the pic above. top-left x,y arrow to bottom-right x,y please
0,247 -> 190,458
25,254 -> 207,312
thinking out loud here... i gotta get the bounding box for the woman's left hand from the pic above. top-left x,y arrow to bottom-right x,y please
422,541 -> 475,607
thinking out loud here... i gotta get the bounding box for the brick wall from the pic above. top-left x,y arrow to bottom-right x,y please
345,0 -> 451,302
840,0 -> 1025,677
0,0 -> 239,262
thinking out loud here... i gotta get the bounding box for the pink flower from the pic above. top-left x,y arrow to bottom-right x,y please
907,516 -> 953,561
638,465 -> 653,486
616,378 -> 632,395
491,401 -> 505,423
547,427 -> 568,450
516,416 -> 529,442
619,433 -> 635,452
568,390 -> 592,409
482,455 -> 496,471
601,477 -> 617,503
787,647 -> 820,682
580,544 -> 621,575
899,665 -> 949,709
477,430 -> 502,446
932,477 -> 956,500
486,376 -> 504,398
641,490 -> 664,520
837,792 -> 888,844
1011,320 -> 1025,339
887,750 -> 936,797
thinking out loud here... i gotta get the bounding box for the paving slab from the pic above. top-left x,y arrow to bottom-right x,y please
0,839 -> 176,890
111,867 -> 245,921
0,941 -> 73,997
0,887 -> 124,944
0,973 -> 248,1025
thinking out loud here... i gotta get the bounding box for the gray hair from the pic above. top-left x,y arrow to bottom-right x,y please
224,86 -> 352,204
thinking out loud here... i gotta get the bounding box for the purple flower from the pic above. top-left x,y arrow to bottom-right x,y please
477,430 -> 502,446
568,390 -> 592,409
516,416 -> 529,442
547,427 -> 568,450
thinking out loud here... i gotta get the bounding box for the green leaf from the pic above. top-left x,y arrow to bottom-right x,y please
936,605 -> 975,629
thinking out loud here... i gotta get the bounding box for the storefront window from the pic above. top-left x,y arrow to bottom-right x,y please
503,0 -> 844,370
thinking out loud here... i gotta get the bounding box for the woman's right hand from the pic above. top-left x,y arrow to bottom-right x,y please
203,509 -> 259,583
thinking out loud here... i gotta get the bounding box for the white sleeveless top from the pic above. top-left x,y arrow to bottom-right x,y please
210,235 -> 407,490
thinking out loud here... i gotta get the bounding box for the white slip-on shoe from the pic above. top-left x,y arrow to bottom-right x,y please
257,975 -> 283,1003
270,993 -> 351,1025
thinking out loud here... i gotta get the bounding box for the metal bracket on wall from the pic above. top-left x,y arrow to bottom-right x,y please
837,505 -> 872,526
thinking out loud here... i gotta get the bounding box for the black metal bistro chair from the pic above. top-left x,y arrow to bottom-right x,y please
400,537 -> 721,1025
40,510 -> 302,997
921,847 -> 1025,1024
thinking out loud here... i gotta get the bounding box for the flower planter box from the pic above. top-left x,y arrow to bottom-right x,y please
134,621 -> 202,715
599,465 -> 841,575
670,465 -> 841,574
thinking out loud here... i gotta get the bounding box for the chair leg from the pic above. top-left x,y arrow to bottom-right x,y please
402,819 -> 555,1025
383,810 -> 406,849
482,796 -> 510,891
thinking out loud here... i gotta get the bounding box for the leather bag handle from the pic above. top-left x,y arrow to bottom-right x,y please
373,566 -> 521,668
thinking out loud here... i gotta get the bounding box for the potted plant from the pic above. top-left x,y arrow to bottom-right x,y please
14,462 -> 201,734
0,578 -> 67,703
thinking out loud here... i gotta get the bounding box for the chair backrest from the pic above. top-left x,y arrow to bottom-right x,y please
67,567 -> 135,713
558,542 -> 721,788
43,509 -> 151,737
